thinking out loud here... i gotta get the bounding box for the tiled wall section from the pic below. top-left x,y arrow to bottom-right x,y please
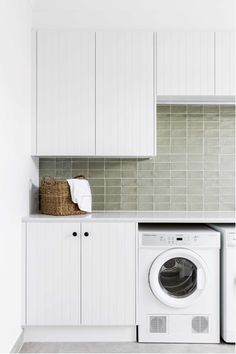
39,105 -> 235,211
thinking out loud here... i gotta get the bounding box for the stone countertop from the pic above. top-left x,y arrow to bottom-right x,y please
23,211 -> 235,223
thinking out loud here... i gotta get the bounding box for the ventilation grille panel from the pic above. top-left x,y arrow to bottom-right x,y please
149,316 -> 167,333
192,316 -> 209,333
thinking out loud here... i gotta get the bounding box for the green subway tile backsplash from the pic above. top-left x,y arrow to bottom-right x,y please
39,105 -> 235,212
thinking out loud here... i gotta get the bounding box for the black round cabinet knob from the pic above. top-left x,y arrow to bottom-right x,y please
72,232 -> 77,237
84,232 -> 89,237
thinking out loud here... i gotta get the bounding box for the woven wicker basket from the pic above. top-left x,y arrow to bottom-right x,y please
40,176 -> 87,216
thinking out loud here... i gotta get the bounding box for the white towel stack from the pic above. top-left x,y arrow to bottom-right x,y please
67,178 -> 92,213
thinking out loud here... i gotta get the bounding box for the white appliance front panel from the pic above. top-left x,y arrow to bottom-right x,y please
137,245 -> 220,343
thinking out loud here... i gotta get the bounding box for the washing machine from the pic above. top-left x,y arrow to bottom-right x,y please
138,224 -> 220,343
208,224 -> 236,343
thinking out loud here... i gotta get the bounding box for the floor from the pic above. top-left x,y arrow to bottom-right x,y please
20,341 -> 235,353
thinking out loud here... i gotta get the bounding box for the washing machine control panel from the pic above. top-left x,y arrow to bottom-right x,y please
142,234 -> 193,246
159,234 -> 192,245
141,233 -> 220,247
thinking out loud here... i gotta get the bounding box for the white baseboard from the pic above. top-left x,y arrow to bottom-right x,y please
10,330 -> 24,353
23,326 -> 137,342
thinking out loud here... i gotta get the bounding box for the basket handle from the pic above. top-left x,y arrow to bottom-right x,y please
73,175 -> 86,179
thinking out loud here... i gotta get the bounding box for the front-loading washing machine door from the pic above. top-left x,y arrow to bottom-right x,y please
149,248 -> 207,308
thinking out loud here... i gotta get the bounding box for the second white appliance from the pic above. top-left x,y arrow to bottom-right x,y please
138,224 -> 220,343
209,224 -> 236,343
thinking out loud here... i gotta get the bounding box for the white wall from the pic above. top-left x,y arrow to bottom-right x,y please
0,1 -> 38,352
0,1 -> 233,351
32,0 -> 235,30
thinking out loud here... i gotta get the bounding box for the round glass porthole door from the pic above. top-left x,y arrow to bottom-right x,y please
159,257 -> 197,298
149,249 -> 207,308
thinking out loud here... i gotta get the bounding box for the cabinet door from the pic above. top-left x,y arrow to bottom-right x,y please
36,30 -> 95,155
26,223 -> 80,325
96,32 -> 155,156
81,222 -> 136,325
215,31 -> 235,95
156,31 -> 214,95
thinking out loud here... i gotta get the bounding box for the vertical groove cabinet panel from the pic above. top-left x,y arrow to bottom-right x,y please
26,223 -> 81,325
215,31 -> 235,95
156,32 -> 215,95
36,30 -> 95,156
96,32 -> 155,156
81,223 -> 136,325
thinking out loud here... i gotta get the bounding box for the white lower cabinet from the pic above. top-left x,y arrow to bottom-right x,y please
26,223 -> 81,325
81,223 -> 136,325
25,222 -> 136,326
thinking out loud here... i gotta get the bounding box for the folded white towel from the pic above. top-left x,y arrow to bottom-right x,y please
67,178 -> 92,213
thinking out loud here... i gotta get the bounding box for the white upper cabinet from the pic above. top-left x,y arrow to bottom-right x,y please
35,30 -> 155,157
215,31 -> 235,96
34,30 -> 234,156
36,30 -> 95,156
81,222 -> 136,325
26,223 -> 81,325
96,32 -> 156,156
156,31 -> 215,96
